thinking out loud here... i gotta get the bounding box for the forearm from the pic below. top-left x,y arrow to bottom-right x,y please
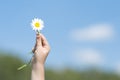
31,62 -> 45,80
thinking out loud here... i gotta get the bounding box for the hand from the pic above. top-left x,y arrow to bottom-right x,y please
31,33 -> 50,80
32,33 -> 50,65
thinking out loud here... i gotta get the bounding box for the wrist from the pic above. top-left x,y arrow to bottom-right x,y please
32,56 -> 45,66
32,61 -> 44,68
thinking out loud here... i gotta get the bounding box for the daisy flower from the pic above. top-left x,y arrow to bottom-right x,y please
31,18 -> 44,33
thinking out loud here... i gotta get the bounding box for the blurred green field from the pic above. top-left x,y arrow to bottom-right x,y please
0,51 -> 120,80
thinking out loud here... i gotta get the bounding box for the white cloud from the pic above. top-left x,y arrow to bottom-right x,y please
70,24 -> 114,41
73,48 -> 104,66
114,63 -> 120,75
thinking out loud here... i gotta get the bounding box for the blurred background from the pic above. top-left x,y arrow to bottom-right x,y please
0,0 -> 120,80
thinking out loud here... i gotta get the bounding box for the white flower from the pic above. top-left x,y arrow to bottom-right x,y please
31,18 -> 44,32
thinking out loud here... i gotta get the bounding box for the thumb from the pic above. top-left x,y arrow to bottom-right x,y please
32,34 -> 42,53
36,33 -> 42,47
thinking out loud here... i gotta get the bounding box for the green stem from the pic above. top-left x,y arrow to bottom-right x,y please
36,30 -> 40,34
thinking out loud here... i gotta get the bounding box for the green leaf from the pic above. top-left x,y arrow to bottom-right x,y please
17,64 -> 27,70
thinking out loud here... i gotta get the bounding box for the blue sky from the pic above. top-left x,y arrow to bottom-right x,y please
0,0 -> 120,72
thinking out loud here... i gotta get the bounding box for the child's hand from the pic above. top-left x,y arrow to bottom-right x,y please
32,33 -> 50,65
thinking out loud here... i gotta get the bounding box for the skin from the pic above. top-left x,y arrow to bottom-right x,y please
31,33 -> 50,80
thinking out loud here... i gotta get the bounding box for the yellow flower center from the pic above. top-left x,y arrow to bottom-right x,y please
35,22 -> 40,28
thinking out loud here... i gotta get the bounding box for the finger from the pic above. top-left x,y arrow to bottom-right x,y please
32,47 -> 35,53
40,34 -> 50,48
36,33 -> 42,47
